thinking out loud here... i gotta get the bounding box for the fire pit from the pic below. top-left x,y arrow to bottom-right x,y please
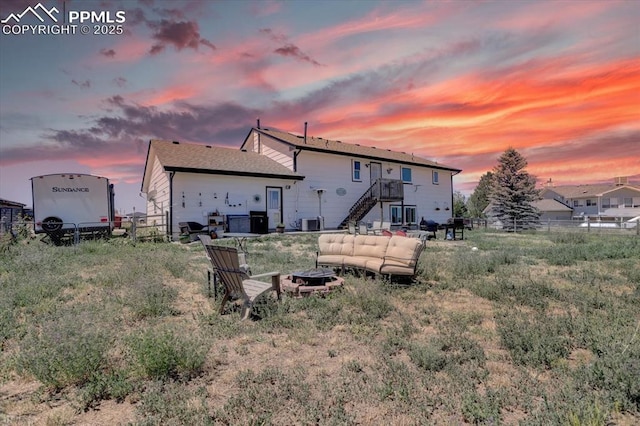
281,268 -> 344,297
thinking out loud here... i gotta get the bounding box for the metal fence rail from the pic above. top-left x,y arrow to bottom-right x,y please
1,211 -> 170,245
479,217 -> 639,235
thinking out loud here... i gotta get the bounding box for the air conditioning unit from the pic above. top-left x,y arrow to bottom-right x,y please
301,218 -> 320,231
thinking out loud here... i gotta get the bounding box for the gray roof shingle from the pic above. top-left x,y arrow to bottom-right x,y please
150,139 -> 303,179
252,128 -> 461,172
544,183 -> 640,198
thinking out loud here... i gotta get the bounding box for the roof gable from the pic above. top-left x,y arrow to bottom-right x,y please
246,128 -> 461,172
143,140 -> 303,187
533,198 -> 573,212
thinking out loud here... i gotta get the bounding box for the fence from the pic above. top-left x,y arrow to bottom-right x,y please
128,213 -> 168,242
0,212 -> 170,245
479,217 -> 640,236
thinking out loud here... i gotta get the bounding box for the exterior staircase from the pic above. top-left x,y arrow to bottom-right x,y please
338,179 -> 404,229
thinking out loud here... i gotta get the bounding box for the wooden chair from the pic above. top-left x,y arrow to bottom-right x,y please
199,235 -> 252,299
204,244 -> 280,319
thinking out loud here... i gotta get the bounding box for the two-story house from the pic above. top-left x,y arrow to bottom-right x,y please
141,126 -> 461,240
540,177 -> 640,221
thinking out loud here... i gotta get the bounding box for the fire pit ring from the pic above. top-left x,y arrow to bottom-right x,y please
281,268 -> 344,297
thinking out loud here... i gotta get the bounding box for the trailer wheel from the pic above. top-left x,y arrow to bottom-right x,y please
42,216 -> 63,233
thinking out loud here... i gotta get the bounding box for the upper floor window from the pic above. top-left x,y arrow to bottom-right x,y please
573,200 -> 583,207
401,167 -> 412,183
432,171 -> 439,185
586,199 -> 595,206
623,197 -> 633,207
352,160 -> 362,182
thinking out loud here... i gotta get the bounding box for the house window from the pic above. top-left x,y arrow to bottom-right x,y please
391,206 -> 402,224
352,160 -> 361,182
390,205 -> 417,225
586,199 -> 595,206
432,171 -> 439,185
623,197 -> 632,207
405,206 -> 416,224
602,198 -> 610,209
401,167 -> 412,183
573,200 -> 583,207
634,197 -> 640,208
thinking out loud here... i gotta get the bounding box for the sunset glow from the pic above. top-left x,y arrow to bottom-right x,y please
1,0 -> 638,211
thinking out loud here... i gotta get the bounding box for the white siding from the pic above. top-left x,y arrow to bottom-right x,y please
293,150 -> 455,228
256,136 -> 295,170
145,155 -> 170,220
170,172 -> 298,239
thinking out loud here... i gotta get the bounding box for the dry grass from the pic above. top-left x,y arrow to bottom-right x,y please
1,230 -> 639,425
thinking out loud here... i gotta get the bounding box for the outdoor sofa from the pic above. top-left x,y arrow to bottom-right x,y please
316,233 -> 424,278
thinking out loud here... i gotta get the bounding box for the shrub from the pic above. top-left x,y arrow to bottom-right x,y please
135,381 -> 212,426
125,276 -> 178,320
409,340 -> 448,372
78,369 -> 133,411
127,327 -> 207,381
496,309 -> 572,369
17,314 -> 109,390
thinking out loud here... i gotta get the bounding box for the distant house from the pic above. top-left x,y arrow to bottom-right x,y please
540,177 -> 640,221
141,127 -> 461,240
532,199 -> 573,221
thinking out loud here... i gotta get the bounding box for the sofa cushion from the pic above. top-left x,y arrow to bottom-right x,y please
380,261 -> 416,276
353,235 -> 389,259
364,258 -> 384,273
318,234 -> 354,256
344,255 -> 379,270
317,254 -> 347,267
384,236 -> 422,267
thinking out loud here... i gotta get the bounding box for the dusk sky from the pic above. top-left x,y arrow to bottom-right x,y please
1,0 -> 639,213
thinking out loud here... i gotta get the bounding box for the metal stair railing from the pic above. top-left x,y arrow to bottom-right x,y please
338,180 -> 380,229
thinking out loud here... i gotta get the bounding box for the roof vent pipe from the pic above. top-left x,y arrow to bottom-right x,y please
304,121 -> 307,144
256,118 -> 260,129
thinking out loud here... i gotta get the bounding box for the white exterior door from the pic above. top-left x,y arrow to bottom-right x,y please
266,187 -> 282,228
370,162 -> 382,185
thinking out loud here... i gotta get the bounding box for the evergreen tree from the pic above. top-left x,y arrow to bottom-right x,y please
453,191 -> 468,217
489,148 -> 540,231
467,172 -> 494,218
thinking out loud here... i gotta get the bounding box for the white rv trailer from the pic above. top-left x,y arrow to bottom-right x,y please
31,174 -> 114,242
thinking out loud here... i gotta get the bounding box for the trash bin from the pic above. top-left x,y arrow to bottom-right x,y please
250,211 -> 268,234
227,215 -> 250,233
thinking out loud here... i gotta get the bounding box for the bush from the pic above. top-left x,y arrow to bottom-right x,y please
496,309 -> 572,369
18,314 -> 109,390
127,327 -> 207,381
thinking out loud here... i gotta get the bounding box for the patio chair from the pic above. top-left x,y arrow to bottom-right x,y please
179,221 -> 209,242
358,222 -> 369,235
347,221 -> 357,234
204,244 -> 280,319
199,235 -> 251,299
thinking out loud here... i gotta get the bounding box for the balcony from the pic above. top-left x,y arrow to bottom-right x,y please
371,178 -> 404,202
